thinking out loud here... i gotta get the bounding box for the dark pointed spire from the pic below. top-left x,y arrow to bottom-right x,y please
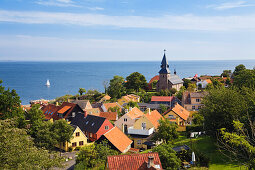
159,50 -> 170,74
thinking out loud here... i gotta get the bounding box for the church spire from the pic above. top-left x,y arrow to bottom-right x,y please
159,49 -> 170,74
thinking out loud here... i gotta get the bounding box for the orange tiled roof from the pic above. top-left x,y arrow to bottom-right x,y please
172,103 -> 190,121
145,110 -> 163,128
149,75 -> 160,84
103,127 -> 132,153
104,95 -> 111,100
104,103 -> 121,111
127,107 -> 144,119
58,106 -> 71,114
151,96 -> 174,102
205,79 -> 212,84
99,112 -> 118,121
107,152 -> 162,170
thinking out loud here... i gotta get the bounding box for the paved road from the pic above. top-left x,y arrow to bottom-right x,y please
53,151 -> 77,170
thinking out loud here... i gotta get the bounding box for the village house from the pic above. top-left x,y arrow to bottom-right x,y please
150,96 -> 181,106
97,126 -> 132,153
127,102 -> 168,113
114,107 -> 144,134
71,114 -> 113,142
182,91 -> 206,111
41,104 -> 61,121
128,110 -> 163,150
68,99 -> 101,115
107,152 -> 163,170
55,102 -> 84,122
117,94 -> 140,106
196,79 -> 212,89
156,51 -> 183,92
148,75 -> 159,90
163,103 -> 190,131
101,102 -> 122,112
57,125 -> 88,152
98,94 -> 111,103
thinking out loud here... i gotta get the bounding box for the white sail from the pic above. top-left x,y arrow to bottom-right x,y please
46,79 -> 50,86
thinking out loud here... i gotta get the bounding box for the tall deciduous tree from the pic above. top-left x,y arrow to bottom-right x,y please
78,88 -> 86,96
152,142 -> 181,169
0,119 -> 62,169
125,72 -> 147,92
153,119 -> 179,143
107,76 -> 126,99
200,88 -> 246,136
234,69 -> 255,90
233,64 -> 246,76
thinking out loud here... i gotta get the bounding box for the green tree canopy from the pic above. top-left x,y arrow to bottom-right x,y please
0,119 -> 62,169
125,72 -> 147,92
183,78 -> 191,89
78,88 -> 86,96
234,69 -> 255,90
153,119 -> 179,143
52,119 -> 73,147
107,76 -> 126,99
221,70 -> 232,77
233,64 -> 246,76
200,88 -> 246,136
152,142 -> 181,169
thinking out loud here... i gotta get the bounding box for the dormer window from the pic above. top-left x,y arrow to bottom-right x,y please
124,118 -> 127,122
86,121 -> 89,125
92,123 -> 95,126
105,126 -> 109,130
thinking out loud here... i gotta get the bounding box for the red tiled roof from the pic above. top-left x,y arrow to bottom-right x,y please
41,104 -> 60,120
97,112 -> 118,121
145,110 -> 163,129
171,103 -> 190,121
151,96 -> 174,102
103,127 -> 132,153
107,152 -> 162,170
149,75 -> 159,84
56,102 -> 80,120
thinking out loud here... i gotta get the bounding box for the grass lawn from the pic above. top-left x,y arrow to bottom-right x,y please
174,135 -> 245,170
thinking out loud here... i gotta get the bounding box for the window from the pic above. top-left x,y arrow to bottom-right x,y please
124,118 -> 127,122
76,132 -> 80,137
142,123 -> 146,130
79,141 -> 84,146
105,126 -> 109,130
168,115 -> 175,119
137,140 -> 141,145
72,142 -> 77,147
63,143 -> 65,147
72,112 -> 75,117
192,106 -> 196,110
86,121 -> 89,124
92,123 -> 95,126
196,98 -> 200,102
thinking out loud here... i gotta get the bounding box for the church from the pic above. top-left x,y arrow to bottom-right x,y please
156,51 -> 183,92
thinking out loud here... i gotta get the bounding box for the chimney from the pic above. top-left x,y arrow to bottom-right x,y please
148,108 -> 151,115
147,156 -> 154,168
84,110 -> 87,117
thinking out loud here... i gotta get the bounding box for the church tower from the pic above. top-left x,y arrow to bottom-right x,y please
157,50 -> 171,92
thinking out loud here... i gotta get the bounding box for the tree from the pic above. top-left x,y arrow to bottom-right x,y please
187,83 -> 196,92
183,79 -> 191,89
152,142 -> 181,169
218,120 -> 255,169
176,86 -> 186,100
234,69 -> 255,90
52,119 -> 73,153
125,72 -> 147,92
78,88 -> 86,96
233,64 -> 246,76
125,101 -> 139,109
26,104 -> 44,125
200,88 -> 246,136
0,80 -> 23,119
221,70 -> 232,77
153,119 -> 179,143
103,80 -> 109,94
107,76 -> 126,99
192,112 -> 204,126
0,119 -> 62,169
159,104 -> 167,113
151,80 -> 158,90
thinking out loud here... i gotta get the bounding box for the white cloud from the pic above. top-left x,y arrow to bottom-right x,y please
87,7 -> 104,11
207,1 -> 255,10
35,0 -> 80,7
0,35 -> 254,61
1,10 -> 255,31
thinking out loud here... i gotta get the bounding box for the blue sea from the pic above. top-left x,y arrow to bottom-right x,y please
0,60 -> 254,105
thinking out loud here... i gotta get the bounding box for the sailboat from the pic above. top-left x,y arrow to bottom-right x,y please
45,79 -> 50,86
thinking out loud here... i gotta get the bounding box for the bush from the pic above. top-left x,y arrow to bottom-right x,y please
75,147 -> 81,151
68,147 -> 73,152
192,149 -> 210,167
186,125 -> 203,133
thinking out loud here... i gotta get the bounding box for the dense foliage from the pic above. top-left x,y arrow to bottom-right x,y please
152,142 -> 181,169
125,72 -> 147,92
107,76 -> 126,99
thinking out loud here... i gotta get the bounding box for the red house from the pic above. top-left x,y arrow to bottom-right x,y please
71,114 -> 113,142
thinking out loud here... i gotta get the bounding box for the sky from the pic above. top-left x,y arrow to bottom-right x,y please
0,0 -> 255,61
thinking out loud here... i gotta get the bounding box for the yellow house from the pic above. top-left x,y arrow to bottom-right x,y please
118,94 -> 140,106
164,103 -> 190,131
129,110 -> 163,150
57,125 -> 88,151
